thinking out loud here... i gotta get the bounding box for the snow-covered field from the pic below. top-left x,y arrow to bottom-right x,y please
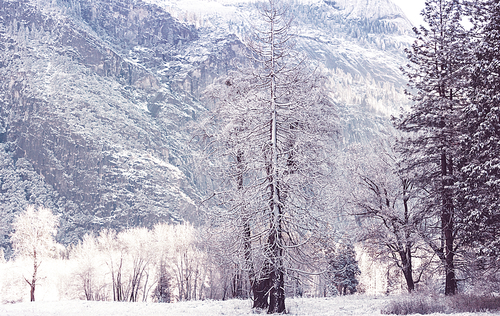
0,296 -> 496,316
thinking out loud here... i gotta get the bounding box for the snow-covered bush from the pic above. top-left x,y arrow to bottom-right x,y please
153,223 -> 210,301
70,233 -> 110,301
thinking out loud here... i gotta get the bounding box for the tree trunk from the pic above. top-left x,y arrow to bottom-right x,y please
252,258 -> 271,309
252,278 -> 270,309
399,248 -> 415,292
441,152 -> 457,295
232,272 -> 243,298
30,283 -> 35,302
268,269 -> 285,313
442,206 -> 456,295
267,217 -> 285,314
236,150 -> 264,304
28,250 -> 38,302
401,180 -> 415,292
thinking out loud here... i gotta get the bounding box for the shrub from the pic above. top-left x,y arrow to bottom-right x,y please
449,294 -> 500,313
381,294 -> 446,315
382,293 -> 500,315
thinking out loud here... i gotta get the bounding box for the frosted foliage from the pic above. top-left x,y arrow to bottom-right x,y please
0,223 -> 371,304
152,224 -> 208,301
11,206 -> 59,259
67,224 -> 210,303
9,206 -> 60,301
345,143 -> 438,293
70,234 -> 109,301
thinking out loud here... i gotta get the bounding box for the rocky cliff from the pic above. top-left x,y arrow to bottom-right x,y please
0,0 -> 247,253
0,0 -> 414,255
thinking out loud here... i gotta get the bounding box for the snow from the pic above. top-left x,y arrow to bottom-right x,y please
301,0 -> 407,22
0,295 -> 496,316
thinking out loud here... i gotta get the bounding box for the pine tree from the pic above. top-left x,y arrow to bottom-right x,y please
154,262 -> 172,303
395,0 -> 468,295
458,0 -> 500,264
325,243 -> 360,295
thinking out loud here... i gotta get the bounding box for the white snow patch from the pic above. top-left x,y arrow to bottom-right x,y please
0,295 -> 495,316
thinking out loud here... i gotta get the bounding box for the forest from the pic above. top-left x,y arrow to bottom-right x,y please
1,0 -> 500,314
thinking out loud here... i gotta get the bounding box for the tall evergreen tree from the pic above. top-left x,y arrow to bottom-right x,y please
395,0 -> 468,295
458,0 -> 500,263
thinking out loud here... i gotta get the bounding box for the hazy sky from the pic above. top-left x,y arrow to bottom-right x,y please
391,0 -> 426,27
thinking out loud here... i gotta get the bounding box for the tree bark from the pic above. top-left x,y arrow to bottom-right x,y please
27,249 -> 38,302
401,180 -> 415,292
399,248 -> 415,292
441,152 -> 457,295
267,4 -> 285,311
232,272 -> 243,298
267,217 -> 285,314
236,150 -> 263,304
252,277 -> 270,309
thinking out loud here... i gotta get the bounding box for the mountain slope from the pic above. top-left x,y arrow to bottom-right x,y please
0,0 -> 413,254
0,0 -> 245,251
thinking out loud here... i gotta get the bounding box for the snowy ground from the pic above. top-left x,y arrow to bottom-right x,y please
0,295 -> 497,316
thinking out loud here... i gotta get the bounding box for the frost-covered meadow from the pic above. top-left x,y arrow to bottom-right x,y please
0,295 -> 497,316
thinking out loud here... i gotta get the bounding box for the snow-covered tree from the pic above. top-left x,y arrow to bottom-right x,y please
199,0 -> 336,312
325,243 -> 360,296
457,0 -> 500,273
94,227 -> 157,302
118,227 -> 153,302
11,205 -> 59,301
152,223 -> 209,302
348,144 -> 431,293
71,233 -> 108,301
395,0 -> 468,295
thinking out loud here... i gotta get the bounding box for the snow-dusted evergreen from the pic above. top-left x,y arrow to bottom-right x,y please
458,0 -> 500,261
324,243 -> 360,296
394,0 -> 468,295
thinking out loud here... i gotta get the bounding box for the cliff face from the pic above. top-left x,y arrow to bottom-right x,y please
0,0 -> 245,252
0,0 -> 413,254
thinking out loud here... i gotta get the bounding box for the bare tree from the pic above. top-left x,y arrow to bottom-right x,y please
348,144 -> 433,293
11,205 -> 59,302
199,0 -> 337,312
